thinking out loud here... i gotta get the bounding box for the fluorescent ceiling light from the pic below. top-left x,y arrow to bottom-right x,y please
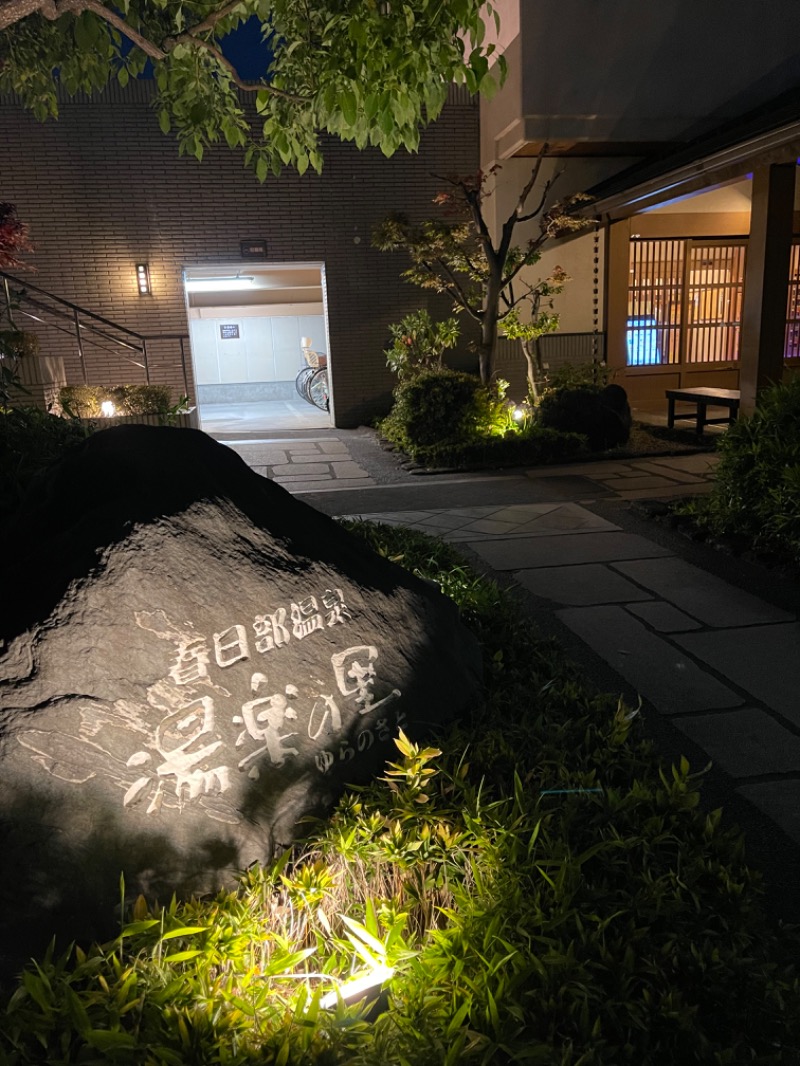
185,275 -> 256,293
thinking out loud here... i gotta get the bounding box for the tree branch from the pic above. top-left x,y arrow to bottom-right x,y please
517,175 -> 560,224
0,0 -> 55,32
0,0 -> 307,101
183,36 -> 305,101
514,145 -> 548,218
181,0 -> 244,38
81,0 -> 166,60
429,255 -> 481,318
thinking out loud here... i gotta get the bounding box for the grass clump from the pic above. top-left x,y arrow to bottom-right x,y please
679,376 -> 800,562
0,524 -> 797,1064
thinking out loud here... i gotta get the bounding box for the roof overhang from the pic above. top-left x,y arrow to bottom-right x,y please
586,119 -> 800,220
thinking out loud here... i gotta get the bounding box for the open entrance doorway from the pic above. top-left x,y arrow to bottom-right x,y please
183,262 -> 331,438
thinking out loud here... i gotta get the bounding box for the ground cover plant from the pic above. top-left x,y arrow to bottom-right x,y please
0,524 -> 797,1064
678,376 -> 800,564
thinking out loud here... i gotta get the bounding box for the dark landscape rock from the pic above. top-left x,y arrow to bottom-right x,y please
539,384 -> 632,451
0,426 -> 482,977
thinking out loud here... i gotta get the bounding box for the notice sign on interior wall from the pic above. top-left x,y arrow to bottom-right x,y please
220,323 -> 240,340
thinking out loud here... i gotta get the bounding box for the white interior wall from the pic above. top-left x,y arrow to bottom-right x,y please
190,311 -> 325,385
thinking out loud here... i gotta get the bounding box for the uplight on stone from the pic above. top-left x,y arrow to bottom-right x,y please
101,401 -> 116,417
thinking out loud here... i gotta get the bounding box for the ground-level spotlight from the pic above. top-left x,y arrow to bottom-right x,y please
100,400 -> 116,417
319,964 -> 394,1011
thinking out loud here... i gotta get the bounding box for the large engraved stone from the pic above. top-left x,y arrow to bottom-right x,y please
0,426 -> 481,975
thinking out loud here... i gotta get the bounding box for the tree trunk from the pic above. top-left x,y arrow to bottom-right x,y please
478,318 -> 496,384
479,272 -> 503,384
522,338 -> 547,404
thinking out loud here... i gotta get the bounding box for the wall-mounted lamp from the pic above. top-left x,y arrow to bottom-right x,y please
136,263 -> 152,296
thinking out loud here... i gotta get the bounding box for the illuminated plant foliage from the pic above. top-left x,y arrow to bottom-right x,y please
0,0 -> 506,178
0,524 -> 797,1064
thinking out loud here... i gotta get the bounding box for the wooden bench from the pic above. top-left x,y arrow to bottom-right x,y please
665,387 -> 741,435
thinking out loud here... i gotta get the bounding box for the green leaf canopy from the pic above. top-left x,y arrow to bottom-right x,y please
0,0 -> 506,177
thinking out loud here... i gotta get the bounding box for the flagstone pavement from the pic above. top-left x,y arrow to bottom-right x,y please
227,434 -> 800,924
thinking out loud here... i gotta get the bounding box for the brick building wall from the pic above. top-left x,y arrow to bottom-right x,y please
0,82 -> 478,427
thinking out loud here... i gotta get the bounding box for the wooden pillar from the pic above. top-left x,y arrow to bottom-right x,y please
739,163 -> 796,414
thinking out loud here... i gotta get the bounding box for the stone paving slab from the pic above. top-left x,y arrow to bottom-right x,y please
738,781 -> 800,845
528,461 -> 636,477
515,564 -> 654,606
469,532 -> 671,571
318,441 -> 349,453
604,469 -> 680,480
557,605 -> 744,715
227,447 -> 290,465
630,461 -> 707,483
676,708 -> 800,778
286,443 -> 324,453
522,474 -> 614,497
626,601 -> 702,633
332,462 -> 370,479
674,624 -> 800,726
273,473 -> 333,483
614,558 -> 794,627
596,475 -> 687,492
610,483 -> 714,501
270,463 -> 335,476
643,454 -> 719,474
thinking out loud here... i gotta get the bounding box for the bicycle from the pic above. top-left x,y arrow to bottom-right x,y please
295,346 -> 330,412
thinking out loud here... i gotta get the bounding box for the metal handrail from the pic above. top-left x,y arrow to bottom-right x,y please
0,271 -> 191,393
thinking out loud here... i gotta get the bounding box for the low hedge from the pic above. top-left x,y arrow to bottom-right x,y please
59,384 -> 176,418
401,424 -> 587,469
0,524 -> 796,1064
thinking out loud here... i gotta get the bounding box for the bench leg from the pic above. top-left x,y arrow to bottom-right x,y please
696,403 -> 707,435
667,397 -> 676,429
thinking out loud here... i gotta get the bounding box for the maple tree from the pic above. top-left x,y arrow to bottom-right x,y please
373,155 -> 591,392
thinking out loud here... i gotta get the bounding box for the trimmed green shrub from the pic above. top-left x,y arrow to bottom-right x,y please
0,524 -> 797,1066
59,384 -> 176,418
683,376 -> 800,559
381,367 -> 490,449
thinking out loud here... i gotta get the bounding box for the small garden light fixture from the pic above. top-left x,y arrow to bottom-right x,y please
319,963 -> 394,1010
135,263 -> 152,296
100,400 -> 116,417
